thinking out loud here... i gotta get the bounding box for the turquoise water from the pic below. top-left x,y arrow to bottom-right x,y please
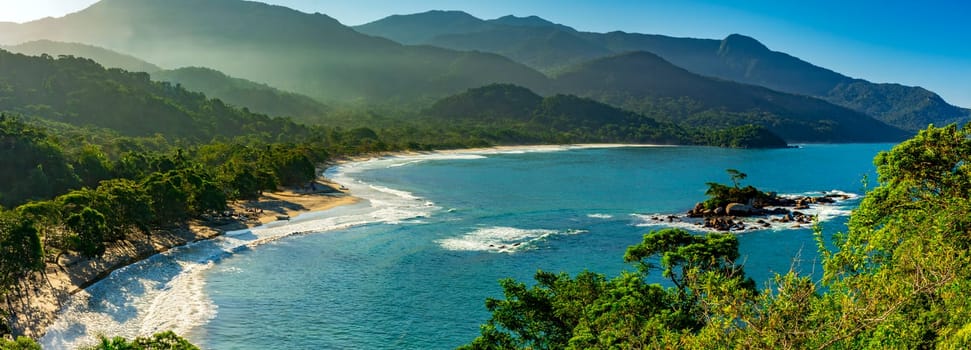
196,144 -> 889,349
39,144 -> 892,349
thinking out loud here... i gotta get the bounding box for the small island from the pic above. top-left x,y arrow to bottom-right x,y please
646,169 -> 853,231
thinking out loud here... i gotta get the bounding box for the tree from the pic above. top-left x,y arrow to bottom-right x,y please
64,207 -> 108,257
82,331 -> 199,350
0,211 -> 44,294
813,124 -> 971,348
725,168 -> 747,188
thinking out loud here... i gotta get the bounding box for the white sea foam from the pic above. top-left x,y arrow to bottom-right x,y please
587,213 -> 614,219
437,226 -> 585,253
39,144 -> 672,348
41,157 -> 447,349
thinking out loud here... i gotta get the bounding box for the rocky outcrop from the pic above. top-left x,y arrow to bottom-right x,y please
678,192 -> 853,232
725,203 -> 755,216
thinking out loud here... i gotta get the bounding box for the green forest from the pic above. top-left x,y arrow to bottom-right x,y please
459,124 -> 971,349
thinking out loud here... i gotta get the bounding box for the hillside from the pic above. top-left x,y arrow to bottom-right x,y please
1,40 -> 162,73
153,67 -> 330,121
551,52 -> 909,143
357,11 -> 970,131
0,0 -> 547,104
425,84 -> 788,148
0,49 -> 305,140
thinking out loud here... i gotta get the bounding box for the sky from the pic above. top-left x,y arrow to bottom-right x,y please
0,0 -> 969,107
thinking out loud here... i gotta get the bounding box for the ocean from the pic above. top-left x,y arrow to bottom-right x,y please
40,144 -> 893,349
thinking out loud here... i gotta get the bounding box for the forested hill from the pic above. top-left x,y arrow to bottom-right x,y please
0,0 -> 547,104
426,84 -> 789,148
356,11 -> 970,132
152,67 -> 331,121
0,49 -> 307,140
0,40 -> 331,121
2,40 -> 162,73
549,52 -> 910,143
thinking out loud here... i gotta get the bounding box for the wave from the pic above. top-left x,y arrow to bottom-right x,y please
587,213 -> 614,219
437,226 -> 585,253
41,160 -> 443,348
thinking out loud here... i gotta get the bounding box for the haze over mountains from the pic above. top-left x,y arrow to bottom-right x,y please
0,0 -> 964,144
356,10 -> 970,132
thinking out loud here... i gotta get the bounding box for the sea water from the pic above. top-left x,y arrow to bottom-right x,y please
41,144 -> 892,349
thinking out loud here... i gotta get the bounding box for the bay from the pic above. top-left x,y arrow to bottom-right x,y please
195,144 -> 891,349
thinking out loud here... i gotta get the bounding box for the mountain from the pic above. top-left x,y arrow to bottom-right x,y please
426,84 -> 787,148
550,52 -> 909,143
355,11 -> 598,71
353,10 -> 494,45
0,0 -> 547,104
0,49 -> 305,140
428,26 -> 612,71
1,40 -> 162,73
152,67 -> 330,121
357,12 -> 970,132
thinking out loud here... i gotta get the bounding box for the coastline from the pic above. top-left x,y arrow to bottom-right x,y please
5,176 -> 358,339
17,143 -> 680,341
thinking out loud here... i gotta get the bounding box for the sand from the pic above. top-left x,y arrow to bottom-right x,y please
2,178 -> 357,339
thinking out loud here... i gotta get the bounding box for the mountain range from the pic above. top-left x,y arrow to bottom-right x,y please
0,0 -> 963,144
356,11 -> 970,132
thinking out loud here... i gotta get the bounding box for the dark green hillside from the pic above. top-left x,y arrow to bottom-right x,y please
0,0 -> 548,104
153,67 -> 330,121
428,84 -> 542,121
552,52 -> 910,143
826,81 -> 970,131
426,84 -> 787,148
582,32 -> 971,131
0,117 -> 80,208
2,40 -> 162,73
0,49 -> 305,140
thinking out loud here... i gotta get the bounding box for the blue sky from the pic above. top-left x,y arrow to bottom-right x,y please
2,0 -> 969,107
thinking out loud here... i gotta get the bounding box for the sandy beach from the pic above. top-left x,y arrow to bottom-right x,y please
3,176 -> 358,339
6,144 -> 665,339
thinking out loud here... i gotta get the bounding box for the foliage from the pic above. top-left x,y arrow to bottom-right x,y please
0,336 -> 41,350
82,331 -> 199,350
462,228 -> 753,349
702,169 -> 770,209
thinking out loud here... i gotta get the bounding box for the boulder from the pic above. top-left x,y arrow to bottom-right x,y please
726,203 -> 755,216
714,206 -> 725,215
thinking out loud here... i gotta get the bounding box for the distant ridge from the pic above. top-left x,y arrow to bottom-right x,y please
551,52 -> 909,143
357,11 -> 970,131
2,40 -> 162,73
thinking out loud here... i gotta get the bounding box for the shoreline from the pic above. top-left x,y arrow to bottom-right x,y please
14,142 -> 780,340
5,175 -> 359,339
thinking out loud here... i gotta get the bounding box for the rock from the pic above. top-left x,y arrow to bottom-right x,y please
714,206 -> 725,215
726,203 -> 754,216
